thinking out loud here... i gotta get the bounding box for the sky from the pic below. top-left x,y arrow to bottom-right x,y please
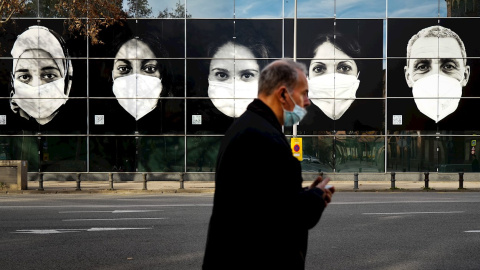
128,0 -> 448,19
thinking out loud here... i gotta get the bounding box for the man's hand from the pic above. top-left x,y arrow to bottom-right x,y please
309,176 -> 335,206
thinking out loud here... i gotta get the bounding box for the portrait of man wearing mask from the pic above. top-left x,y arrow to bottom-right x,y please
10,25 -> 73,125
404,25 -> 470,124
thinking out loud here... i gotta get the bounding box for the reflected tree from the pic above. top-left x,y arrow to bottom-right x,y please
126,0 -> 152,18
158,1 -> 191,18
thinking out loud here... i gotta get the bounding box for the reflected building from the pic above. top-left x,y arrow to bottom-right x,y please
445,0 -> 480,17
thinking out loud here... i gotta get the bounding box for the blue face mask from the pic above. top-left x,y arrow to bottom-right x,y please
283,91 -> 307,127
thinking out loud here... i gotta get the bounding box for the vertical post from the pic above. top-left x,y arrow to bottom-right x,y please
180,173 -> 185,189
76,173 -> 81,191
391,172 -> 396,189
458,172 -> 464,189
354,172 -> 359,190
424,172 -> 429,189
38,172 -> 44,191
109,173 -> 114,190
142,173 -> 148,190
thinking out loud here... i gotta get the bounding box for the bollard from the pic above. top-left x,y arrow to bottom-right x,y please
424,172 -> 429,189
354,172 -> 359,190
109,173 -> 114,190
76,173 -> 81,191
142,173 -> 148,190
38,172 -> 44,191
391,172 -> 396,189
459,172 -> 464,189
180,173 -> 185,189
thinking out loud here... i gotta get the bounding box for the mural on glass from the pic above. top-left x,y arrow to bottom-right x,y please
387,19 -> 480,133
88,20 -> 185,135
10,26 -> 73,125
186,19 -> 280,134
297,19 -> 384,134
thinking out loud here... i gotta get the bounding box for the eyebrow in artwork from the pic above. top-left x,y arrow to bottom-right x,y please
211,67 -> 230,74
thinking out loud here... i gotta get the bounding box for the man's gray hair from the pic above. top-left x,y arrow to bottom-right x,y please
258,59 -> 307,96
406,25 -> 467,65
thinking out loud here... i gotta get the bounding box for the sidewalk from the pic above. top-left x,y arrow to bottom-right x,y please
3,180 -> 480,194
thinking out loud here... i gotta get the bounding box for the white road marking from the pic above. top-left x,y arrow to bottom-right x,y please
13,227 -> 153,234
465,230 -> 480,233
63,218 -> 167,221
363,211 -> 464,215
58,210 -> 163,214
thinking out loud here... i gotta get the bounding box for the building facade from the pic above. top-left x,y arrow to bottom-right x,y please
1,0 -> 479,181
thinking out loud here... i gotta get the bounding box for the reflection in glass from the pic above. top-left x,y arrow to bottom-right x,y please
294,0 -> 334,18
137,136 -> 185,172
235,0 -> 283,18
300,136 -> 334,173
89,136 -> 136,172
0,136 -> 39,171
335,135 -> 385,173
187,0 -> 233,18
10,26 -> 73,125
186,136 -> 221,172
388,0 -> 439,18
40,136 -> 87,172
336,0 -> 386,18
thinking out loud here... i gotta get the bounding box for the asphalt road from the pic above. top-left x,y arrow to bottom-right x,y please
0,193 -> 479,270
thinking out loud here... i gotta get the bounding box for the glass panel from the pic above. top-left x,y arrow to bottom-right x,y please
89,98 -> 136,135
137,136 -> 185,172
186,99 -> 234,135
441,18 -> 478,57
387,98 -> 438,133
388,0 -> 439,18
335,135 -> 385,173
39,136 -> 87,172
135,98 -> 185,135
186,19 -> 234,58
187,0 -> 233,19
40,19 -> 88,58
387,18 -> 439,58
296,19 -> 334,59
299,136 -> 334,173
387,134 -> 429,172
186,136 -> 221,172
89,136 -> 136,172
235,0 -> 283,18
136,19 -> 185,58
0,136 -> 39,171
335,19 -> 384,59
336,0 -> 386,18
38,99 -> 87,134
438,136 -> 480,172
89,19 -> 136,58
294,0 -> 334,18
234,19 -> 283,59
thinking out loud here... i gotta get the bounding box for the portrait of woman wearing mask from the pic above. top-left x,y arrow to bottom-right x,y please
207,35 -> 270,118
306,32 -> 361,121
10,25 -> 73,125
112,34 -> 168,121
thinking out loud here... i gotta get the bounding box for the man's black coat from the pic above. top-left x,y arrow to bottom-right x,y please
203,99 -> 327,269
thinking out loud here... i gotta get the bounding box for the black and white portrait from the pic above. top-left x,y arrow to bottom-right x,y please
10,25 -> 73,125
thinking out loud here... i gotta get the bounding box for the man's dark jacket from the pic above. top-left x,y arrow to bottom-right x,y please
203,99 -> 327,269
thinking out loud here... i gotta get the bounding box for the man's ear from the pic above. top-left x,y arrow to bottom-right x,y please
462,65 -> 471,87
275,87 -> 287,104
404,65 -> 413,88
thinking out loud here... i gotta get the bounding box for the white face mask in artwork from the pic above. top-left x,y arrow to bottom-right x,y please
12,79 -> 67,122
412,74 -> 463,123
308,73 -> 360,120
112,74 -> 163,120
208,80 -> 258,117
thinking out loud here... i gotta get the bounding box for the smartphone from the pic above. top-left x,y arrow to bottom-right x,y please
325,184 -> 333,190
